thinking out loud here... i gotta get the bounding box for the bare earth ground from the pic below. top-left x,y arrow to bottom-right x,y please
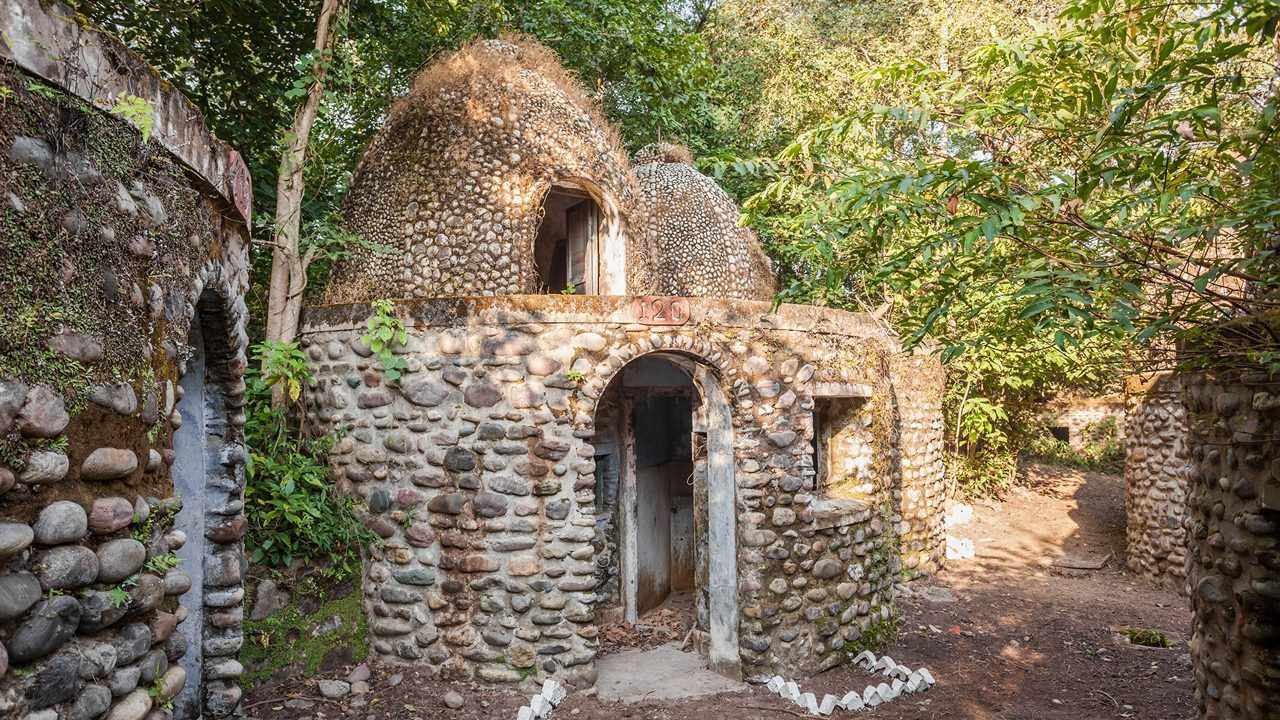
244,463 -> 1194,720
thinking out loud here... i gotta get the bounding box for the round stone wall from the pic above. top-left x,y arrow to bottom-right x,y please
328,38 -> 647,300
633,143 -> 778,301
1183,366 -> 1280,720
298,296 -> 947,688
0,2 -> 251,717
1123,375 -> 1192,589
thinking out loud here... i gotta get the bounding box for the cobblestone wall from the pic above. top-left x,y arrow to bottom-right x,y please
633,144 -> 777,301
328,38 -> 648,300
299,297 -> 946,687
1183,349 -> 1280,720
1123,375 -> 1192,589
890,352 -> 947,577
0,1 -> 251,717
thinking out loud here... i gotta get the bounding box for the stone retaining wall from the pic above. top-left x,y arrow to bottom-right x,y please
0,2 -> 250,717
298,297 -> 946,688
1123,375 -> 1192,589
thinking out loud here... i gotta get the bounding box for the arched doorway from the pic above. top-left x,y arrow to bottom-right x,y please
592,353 -> 740,678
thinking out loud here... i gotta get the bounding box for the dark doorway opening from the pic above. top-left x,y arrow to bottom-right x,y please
535,184 -> 599,294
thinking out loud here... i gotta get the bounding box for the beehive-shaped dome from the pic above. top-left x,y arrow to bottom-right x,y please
634,143 -> 778,300
327,38 -> 648,300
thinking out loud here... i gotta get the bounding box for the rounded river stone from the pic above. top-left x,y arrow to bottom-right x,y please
32,500 -> 88,545
38,545 -> 99,589
7,595 -> 81,664
95,539 -> 146,583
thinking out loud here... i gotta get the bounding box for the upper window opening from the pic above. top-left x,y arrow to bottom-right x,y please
535,184 -> 600,294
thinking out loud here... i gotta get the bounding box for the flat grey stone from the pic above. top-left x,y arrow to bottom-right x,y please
95,539 -> 146,583
7,596 -> 81,664
0,522 -> 33,558
38,545 -> 99,589
16,385 -> 68,437
0,571 -> 41,621
81,448 -> 138,481
18,450 -> 69,484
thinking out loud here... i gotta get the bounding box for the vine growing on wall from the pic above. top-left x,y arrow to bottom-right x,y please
361,299 -> 408,382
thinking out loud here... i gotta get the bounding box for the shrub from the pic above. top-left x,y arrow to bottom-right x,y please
244,344 -> 373,572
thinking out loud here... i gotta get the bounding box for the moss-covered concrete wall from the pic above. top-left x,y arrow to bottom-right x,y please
0,1 -> 251,717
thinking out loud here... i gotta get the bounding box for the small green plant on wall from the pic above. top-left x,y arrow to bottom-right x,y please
361,299 -> 408,381
110,93 -> 156,142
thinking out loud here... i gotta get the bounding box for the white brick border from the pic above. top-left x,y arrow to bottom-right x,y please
764,651 -> 936,715
515,680 -> 568,720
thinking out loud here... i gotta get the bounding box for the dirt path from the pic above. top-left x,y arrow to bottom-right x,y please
243,463 -> 1193,720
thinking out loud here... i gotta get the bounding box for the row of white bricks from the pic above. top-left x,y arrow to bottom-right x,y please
766,651 -> 936,715
514,680 -> 568,720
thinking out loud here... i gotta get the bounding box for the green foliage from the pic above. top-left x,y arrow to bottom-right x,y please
841,615 -> 899,658
561,280 -> 578,295
566,370 -> 586,383
746,0 -> 1279,365
24,80 -> 59,100
1026,416 -> 1123,472
109,93 -> 156,142
254,339 -> 314,402
948,450 -> 1019,498
106,583 -> 132,609
144,552 -> 182,574
361,299 -> 408,382
1116,626 -> 1171,648
245,350 -> 373,571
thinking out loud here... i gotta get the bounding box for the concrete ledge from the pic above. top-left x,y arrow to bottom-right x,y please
301,295 -> 895,340
0,0 -> 251,219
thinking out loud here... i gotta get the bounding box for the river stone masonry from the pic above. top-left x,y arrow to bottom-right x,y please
1182,327 -> 1280,720
299,296 -> 946,688
1123,375 -> 1193,589
0,0 -> 251,717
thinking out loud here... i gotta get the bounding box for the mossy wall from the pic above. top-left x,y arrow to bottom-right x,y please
0,12 -> 251,716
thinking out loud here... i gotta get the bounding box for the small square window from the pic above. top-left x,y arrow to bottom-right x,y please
811,396 -> 873,498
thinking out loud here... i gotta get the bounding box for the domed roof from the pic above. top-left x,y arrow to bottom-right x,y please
633,144 -> 778,301
326,38 -> 648,300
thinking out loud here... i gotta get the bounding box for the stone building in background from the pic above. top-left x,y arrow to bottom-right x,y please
1042,395 -> 1126,450
301,38 -> 946,689
0,1 -> 251,718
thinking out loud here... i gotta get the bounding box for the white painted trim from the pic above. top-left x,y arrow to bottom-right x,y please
620,393 -> 639,624
696,363 -> 741,680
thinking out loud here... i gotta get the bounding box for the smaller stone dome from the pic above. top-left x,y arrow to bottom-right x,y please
634,144 -> 778,301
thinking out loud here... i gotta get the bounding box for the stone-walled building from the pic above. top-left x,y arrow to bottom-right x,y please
1123,375 -> 1193,589
302,38 -> 946,690
1042,395 -> 1126,449
0,1 -> 251,718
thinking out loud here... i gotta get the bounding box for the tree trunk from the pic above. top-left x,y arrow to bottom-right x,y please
263,0 -> 344,349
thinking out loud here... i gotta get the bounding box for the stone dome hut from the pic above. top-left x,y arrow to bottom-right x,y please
301,38 -> 946,692
633,143 -> 778,300
329,38 -> 646,299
